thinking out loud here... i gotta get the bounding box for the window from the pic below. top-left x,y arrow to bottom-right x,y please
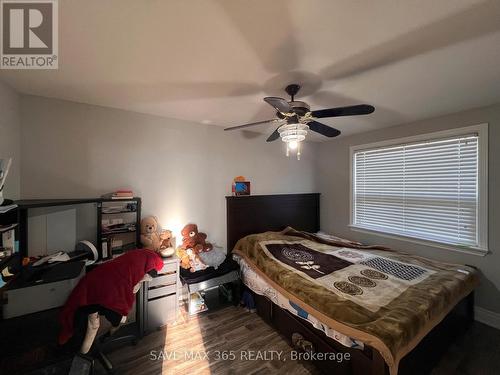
350,124 -> 488,254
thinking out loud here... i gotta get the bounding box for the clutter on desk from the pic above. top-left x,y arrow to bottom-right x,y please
2,260 -> 86,318
32,251 -> 71,266
0,200 -> 17,214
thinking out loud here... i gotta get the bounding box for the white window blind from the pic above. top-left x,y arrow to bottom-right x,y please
352,131 -> 486,250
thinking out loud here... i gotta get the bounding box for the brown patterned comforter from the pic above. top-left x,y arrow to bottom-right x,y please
232,228 -> 479,375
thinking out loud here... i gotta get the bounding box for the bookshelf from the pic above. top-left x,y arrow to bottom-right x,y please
13,197 -> 142,261
97,197 -> 142,260
0,203 -> 20,285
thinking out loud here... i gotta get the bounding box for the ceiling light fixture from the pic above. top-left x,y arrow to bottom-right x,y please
278,123 -> 309,160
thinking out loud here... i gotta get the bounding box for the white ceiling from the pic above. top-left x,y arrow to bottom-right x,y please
1,0 -> 500,138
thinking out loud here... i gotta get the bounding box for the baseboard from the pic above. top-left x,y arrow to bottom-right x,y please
475,306 -> 500,330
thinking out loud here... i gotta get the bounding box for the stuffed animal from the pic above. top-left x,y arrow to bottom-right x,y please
178,223 -> 215,272
140,216 -> 162,251
141,216 -> 174,257
176,247 -> 192,270
176,246 -> 207,273
159,230 -> 175,257
160,230 -> 173,249
198,247 -> 226,270
180,224 -> 213,252
186,248 -> 208,273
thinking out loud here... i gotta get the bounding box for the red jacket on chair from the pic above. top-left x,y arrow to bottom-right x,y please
59,249 -> 163,345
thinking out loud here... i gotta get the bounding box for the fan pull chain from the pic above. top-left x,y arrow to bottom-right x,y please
297,142 -> 301,160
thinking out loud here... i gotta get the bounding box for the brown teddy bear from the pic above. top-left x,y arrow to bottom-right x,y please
160,230 -> 174,250
180,224 -> 213,252
178,223 -> 213,272
159,230 -> 175,257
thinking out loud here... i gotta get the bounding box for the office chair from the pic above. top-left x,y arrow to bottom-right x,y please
68,273 -> 154,375
61,249 -> 164,375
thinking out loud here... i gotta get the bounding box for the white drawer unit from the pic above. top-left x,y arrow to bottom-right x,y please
145,255 -> 179,332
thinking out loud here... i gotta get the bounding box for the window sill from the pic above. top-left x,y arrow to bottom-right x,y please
348,225 -> 488,257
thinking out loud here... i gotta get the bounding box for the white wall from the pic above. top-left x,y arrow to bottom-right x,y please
318,103 -> 500,314
16,93 -> 500,317
20,95 -> 318,248
0,81 -> 20,199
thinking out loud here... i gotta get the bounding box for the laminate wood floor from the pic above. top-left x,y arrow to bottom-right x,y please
103,305 -> 500,375
104,305 -> 319,375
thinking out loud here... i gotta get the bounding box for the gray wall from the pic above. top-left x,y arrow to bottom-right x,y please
0,81 -> 20,199
20,95 -> 318,249
318,103 -> 500,313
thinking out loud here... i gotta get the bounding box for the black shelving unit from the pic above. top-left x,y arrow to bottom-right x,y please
5,197 -> 145,334
13,197 -> 142,261
15,198 -> 101,259
0,203 -> 20,275
97,197 -> 141,261
0,197 -> 147,371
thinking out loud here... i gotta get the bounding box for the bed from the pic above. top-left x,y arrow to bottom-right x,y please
226,193 -> 477,375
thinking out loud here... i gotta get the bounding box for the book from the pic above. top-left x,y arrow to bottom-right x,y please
101,190 -> 134,200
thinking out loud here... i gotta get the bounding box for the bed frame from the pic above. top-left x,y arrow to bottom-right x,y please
226,193 -> 474,375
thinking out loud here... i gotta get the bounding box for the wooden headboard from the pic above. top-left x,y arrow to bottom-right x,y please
226,193 -> 320,251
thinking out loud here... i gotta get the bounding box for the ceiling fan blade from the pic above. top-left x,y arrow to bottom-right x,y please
224,119 -> 276,131
266,128 -> 281,142
308,121 -> 341,137
264,97 -> 292,114
311,104 -> 375,119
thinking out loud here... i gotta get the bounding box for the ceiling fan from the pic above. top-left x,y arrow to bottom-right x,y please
224,84 -> 375,159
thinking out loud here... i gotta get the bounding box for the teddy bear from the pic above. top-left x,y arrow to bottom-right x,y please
177,223 -> 214,272
177,223 -> 226,271
180,224 -> 213,252
140,216 -> 174,256
159,230 -> 175,257
140,216 -> 163,251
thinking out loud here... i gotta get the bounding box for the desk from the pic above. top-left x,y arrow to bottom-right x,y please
2,261 -> 85,319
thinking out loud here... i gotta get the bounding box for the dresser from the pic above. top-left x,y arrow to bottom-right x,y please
144,255 -> 180,332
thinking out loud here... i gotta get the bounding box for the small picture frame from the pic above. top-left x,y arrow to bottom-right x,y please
234,181 -> 251,196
